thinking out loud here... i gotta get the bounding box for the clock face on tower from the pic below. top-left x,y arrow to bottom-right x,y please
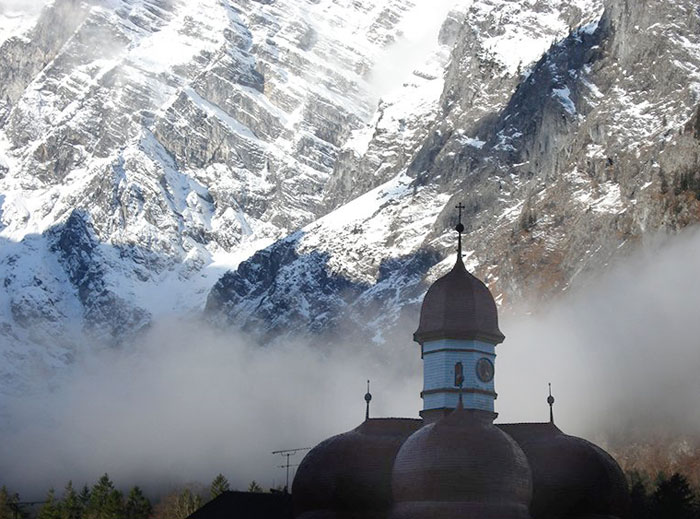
476,357 -> 494,382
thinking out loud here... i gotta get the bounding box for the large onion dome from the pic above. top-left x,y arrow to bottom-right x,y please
390,409 -> 532,519
292,418 -> 422,519
414,253 -> 505,345
498,422 -> 628,519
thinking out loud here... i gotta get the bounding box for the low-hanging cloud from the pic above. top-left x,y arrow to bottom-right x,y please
0,319 -> 423,498
2,227 -> 700,497
497,228 -> 700,440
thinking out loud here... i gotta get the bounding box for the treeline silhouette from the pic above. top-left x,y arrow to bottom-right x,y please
0,473 -> 268,519
629,471 -> 700,519
5,470 -> 699,518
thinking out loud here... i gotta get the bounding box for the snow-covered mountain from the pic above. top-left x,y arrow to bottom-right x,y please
1,0 -> 699,392
206,0 -> 700,339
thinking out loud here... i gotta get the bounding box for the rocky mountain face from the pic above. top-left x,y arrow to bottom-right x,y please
0,0 -> 432,389
207,0 -> 700,338
1,0 -> 699,390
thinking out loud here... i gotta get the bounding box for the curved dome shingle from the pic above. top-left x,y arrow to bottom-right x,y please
498,422 -> 628,519
414,255 -> 504,345
292,418 -> 422,519
391,409 -> 532,519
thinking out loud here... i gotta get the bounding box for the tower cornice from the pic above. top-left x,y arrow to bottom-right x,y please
421,387 -> 498,398
414,330 -> 505,345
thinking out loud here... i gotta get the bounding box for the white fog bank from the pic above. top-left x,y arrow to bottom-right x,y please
2,228 -> 700,496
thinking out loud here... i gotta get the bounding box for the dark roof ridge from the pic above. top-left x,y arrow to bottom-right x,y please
497,421 -> 557,426
366,417 -> 423,422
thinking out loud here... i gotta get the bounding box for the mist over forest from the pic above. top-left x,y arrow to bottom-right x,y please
1,228 -> 699,498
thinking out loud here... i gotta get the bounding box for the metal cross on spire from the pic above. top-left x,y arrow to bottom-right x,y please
547,383 -> 555,424
455,203 -> 465,257
364,380 -> 372,421
456,202 -> 465,228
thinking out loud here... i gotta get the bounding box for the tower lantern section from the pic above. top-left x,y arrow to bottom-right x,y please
414,208 -> 505,423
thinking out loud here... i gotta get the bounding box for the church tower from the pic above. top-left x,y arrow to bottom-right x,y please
413,205 -> 505,422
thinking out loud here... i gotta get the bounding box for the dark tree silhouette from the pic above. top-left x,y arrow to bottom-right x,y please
210,474 -> 231,499
0,487 -> 17,519
78,486 -> 90,509
629,480 -> 651,519
61,481 -> 83,519
37,489 -> 61,519
85,474 -> 123,519
124,487 -> 151,519
247,481 -> 263,493
653,473 -> 697,519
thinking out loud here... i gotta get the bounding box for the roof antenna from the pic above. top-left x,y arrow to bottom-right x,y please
455,202 -> 465,259
548,383 -> 555,424
364,380 -> 372,421
455,362 -> 465,410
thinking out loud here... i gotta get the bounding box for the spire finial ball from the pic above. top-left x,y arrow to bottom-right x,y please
455,202 -> 466,233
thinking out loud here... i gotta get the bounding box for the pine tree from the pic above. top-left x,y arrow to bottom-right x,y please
628,473 -> 651,519
209,475 -> 230,500
37,489 -> 62,519
78,486 -> 90,510
247,481 -> 263,493
86,474 -> 123,519
86,475 -> 112,519
124,487 -> 151,519
0,487 -> 16,519
653,473 -> 697,519
103,490 -> 123,519
60,481 -> 82,519
0,486 -> 25,519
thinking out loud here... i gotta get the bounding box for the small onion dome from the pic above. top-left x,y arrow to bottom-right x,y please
390,409 -> 532,519
292,418 -> 422,519
414,254 -> 505,345
497,422 -> 629,519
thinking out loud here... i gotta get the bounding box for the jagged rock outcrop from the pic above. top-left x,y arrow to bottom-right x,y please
51,210 -> 150,343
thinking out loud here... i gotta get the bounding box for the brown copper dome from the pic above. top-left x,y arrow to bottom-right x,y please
390,409 -> 532,519
292,418 -> 422,519
498,423 -> 628,519
414,255 -> 505,345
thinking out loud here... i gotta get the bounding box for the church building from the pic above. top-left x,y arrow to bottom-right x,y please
292,208 -> 629,519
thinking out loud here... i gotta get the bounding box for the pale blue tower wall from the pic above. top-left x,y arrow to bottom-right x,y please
422,339 -> 496,413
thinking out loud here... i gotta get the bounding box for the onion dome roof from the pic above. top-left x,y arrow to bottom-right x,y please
414,253 -> 505,345
497,422 -> 629,519
292,418 -> 422,519
391,409 -> 532,519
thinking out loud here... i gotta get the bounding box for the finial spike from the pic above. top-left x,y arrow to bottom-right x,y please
455,203 -> 466,259
547,383 -> 555,424
364,379 -> 372,421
